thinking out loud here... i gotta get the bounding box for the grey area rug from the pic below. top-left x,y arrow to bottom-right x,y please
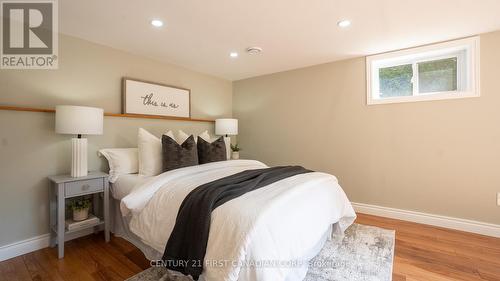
126,223 -> 395,281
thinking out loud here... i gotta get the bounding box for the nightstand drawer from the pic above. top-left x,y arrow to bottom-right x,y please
65,178 -> 103,197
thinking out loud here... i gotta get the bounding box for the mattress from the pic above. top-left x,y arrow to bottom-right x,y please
110,173 -> 151,200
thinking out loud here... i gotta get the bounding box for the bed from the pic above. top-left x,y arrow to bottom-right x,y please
107,159 -> 355,281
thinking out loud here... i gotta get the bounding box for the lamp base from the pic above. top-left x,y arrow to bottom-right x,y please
71,138 -> 88,177
223,136 -> 231,159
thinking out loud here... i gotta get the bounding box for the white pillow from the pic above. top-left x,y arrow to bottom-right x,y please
98,148 -> 138,183
138,128 -> 175,176
177,130 -> 210,144
197,131 -> 231,160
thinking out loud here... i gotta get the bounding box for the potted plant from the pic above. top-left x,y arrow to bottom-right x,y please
230,143 -> 241,160
68,198 -> 91,221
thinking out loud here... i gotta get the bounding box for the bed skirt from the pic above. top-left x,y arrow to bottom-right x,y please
110,198 -> 162,261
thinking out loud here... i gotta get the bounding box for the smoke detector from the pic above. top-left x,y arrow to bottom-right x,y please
246,47 -> 263,55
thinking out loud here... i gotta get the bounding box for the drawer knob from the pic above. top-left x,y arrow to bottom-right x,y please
81,184 -> 90,190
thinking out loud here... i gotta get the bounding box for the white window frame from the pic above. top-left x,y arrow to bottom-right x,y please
366,36 -> 480,105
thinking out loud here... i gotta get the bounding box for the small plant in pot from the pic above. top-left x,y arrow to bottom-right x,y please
230,143 -> 241,160
68,198 -> 91,221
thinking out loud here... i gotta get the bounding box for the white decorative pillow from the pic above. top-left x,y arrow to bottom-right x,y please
138,128 -> 175,176
98,148 -> 138,183
197,132 -> 231,160
177,130 -> 210,144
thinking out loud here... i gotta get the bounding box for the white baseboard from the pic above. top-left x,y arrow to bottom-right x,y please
352,202 -> 500,238
0,226 -> 100,262
0,234 -> 50,262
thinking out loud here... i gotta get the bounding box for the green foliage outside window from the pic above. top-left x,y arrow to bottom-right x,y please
378,57 -> 457,98
418,58 -> 457,93
379,64 -> 413,98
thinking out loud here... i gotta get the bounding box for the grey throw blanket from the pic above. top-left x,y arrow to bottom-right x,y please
162,165 -> 313,280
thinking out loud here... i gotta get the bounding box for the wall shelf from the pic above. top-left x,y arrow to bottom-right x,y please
0,105 -> 215,123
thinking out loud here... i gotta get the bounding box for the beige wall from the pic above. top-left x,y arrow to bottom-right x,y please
0,35 -> 232,246
234,30 -> 500,225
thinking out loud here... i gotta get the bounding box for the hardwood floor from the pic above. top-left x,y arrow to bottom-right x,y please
1,213 -> 499,281
356,213 -> 500,281
0,234 -> 149,281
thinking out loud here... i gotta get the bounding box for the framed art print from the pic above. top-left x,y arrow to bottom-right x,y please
122,78 -> 190,118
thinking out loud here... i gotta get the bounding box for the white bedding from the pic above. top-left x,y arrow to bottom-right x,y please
110,174 -> 151,200
121,160 -> 356,281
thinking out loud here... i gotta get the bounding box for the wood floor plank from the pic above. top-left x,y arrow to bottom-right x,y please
31,249 -> 65,281
124,248 -> 151,271
78,235 -> 138,280
473,260 -> 500,281
64,239 -> 105,280
392,273 -> 407,281
108,236 -> 138,254
23,252 -> 54,281
89,235 -> 144,275
0,256 -> 32,281
396,240 -> 483,280
393,256 -> 459,281
42,247 -> 95,281
1,214 -> 499,281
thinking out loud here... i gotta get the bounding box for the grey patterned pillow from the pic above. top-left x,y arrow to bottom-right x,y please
162,135 -> 198,172
197,136 -> 227,164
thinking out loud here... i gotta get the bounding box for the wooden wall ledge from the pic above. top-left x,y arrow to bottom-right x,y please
0,105 -> 215,123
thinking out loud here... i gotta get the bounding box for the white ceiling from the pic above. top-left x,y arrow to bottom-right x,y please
60,0 -> 500,81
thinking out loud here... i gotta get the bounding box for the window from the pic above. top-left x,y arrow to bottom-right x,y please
366,37 -> 480,105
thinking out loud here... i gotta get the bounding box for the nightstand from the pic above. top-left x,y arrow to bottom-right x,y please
48,172 -> 110,258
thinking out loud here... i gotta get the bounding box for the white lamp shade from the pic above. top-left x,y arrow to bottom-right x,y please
215,118 -> 238,136
55,105 -> 104,135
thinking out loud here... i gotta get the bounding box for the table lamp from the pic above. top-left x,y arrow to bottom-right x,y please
55,105 -> 103,177
215,118 -> 238,160
215,118 -> 238,137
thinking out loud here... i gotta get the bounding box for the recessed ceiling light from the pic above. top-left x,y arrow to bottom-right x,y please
151,19 -> 164,27
230,52 -> 238,58
337,20 -> 351,28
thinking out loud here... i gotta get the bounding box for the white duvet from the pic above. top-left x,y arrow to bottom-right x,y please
121,160 -> 356,281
